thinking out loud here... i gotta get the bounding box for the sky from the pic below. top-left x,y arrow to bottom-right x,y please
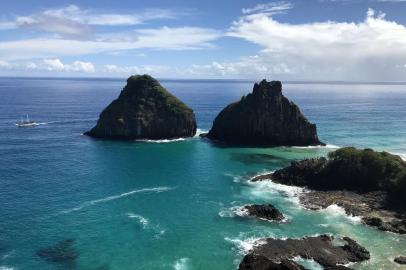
0,0 -> 406,81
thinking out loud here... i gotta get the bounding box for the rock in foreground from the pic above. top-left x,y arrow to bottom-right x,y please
244,204 -> 285,221
85,75 -> 197,140
239,235 -> 369,270
206,80 -> 323,146
394,256 -> 406,265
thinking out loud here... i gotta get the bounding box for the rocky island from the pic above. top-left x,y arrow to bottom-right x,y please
252,147 -> 406,234
205,80 -> 324,146
243,204 -> 285,222
85,75 -> 197,140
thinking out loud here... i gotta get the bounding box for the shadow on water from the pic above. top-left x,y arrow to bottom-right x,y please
230,152 -> 291,166
37,239 -> 109,270
37,239 -> 79,268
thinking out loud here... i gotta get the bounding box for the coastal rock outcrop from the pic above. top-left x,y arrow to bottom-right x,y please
206,80 -> 323,146
85,75 -> 197,140
394,256 -> 406,265
253,147 -> 406,234
244,204 -> 285,221
238,235 -> 369,270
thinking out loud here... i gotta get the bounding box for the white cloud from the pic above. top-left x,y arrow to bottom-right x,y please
0,60 -> 11,68
223,8 -> 406,81
242,1 -> 293,15
101,64 -> 172,77
0,59 -> 95,73
0,5 -> 179,38
40,59 -> 95,73
42,59 -> 65,71
39,5 -> 177,26
0,27 -> 221,61
16,13 -> 90,38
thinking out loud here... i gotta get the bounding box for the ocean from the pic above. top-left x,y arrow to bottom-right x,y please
0,77 -> 405,270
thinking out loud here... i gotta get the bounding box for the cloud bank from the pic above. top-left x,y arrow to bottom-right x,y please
220,8 -> 406,80
1,3 -> 406,81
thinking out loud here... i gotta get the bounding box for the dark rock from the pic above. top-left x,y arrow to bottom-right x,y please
206,80 -> 323,146
272,147 -> 406,205
362,217 -> 382,227
341,237 -> 370,262
37,239 -> 78,266
325,266 -> 354,270
296,189 -> 406,234
244,204 -> 285,221
85,75 -> 196,140
394,256 -> 406,264
265,147 -> 406,234
239,254 -> 307,270
238,235 -> 369,270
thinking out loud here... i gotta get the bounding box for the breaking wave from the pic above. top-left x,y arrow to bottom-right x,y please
126,213 -> 149,228
225,236 -> 267,255
61,186 -> 174,214
292,144 -> 340,149
320,204 -> 361,223
135,129 -> 208,144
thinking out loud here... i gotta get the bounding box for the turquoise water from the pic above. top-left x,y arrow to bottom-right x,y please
0,78 -> 405,270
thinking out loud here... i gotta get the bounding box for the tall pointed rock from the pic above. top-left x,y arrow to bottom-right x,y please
85,75 -> 197,140
206,80 -> 323,146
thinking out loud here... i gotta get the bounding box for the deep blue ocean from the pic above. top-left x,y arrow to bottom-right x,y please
0,78 -> 405,270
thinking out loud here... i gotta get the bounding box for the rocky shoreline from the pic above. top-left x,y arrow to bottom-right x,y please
239,235 -> 370,270
251,147 -> 406,235
241,147 -> 406,269
252,173 -> 406,234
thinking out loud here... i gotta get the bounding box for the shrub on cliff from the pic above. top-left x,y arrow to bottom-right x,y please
273,147 -> 406,207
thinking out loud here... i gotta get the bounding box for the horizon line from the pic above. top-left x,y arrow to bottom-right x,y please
1,75 -> 406,85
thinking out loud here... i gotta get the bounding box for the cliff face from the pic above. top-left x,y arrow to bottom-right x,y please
85,75 -> 197,140
206,80 -> 323,146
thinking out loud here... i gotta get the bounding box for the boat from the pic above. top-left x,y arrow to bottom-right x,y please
16,115 -> 37,127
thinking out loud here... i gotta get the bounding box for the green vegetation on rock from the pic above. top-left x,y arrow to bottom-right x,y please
273,147 -> 406,208
85,74 -> 197,140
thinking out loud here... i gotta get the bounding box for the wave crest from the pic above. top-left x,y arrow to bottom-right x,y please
61,186 -> 174,214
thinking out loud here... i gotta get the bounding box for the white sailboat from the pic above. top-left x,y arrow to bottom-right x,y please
16,114 -> 37,127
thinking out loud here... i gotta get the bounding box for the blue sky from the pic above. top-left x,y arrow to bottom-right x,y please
1,0 -> 406,80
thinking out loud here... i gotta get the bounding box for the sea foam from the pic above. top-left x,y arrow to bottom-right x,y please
135,129 -> 208,144
126,213 -> 149,228
320,204 -> 361,223
61,186 -> 174,214
218,206 -> 249,218
247,174 -> 306,204
225,236 -> 267,255
292,144 -> 340,149
173,258 -> 190,270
